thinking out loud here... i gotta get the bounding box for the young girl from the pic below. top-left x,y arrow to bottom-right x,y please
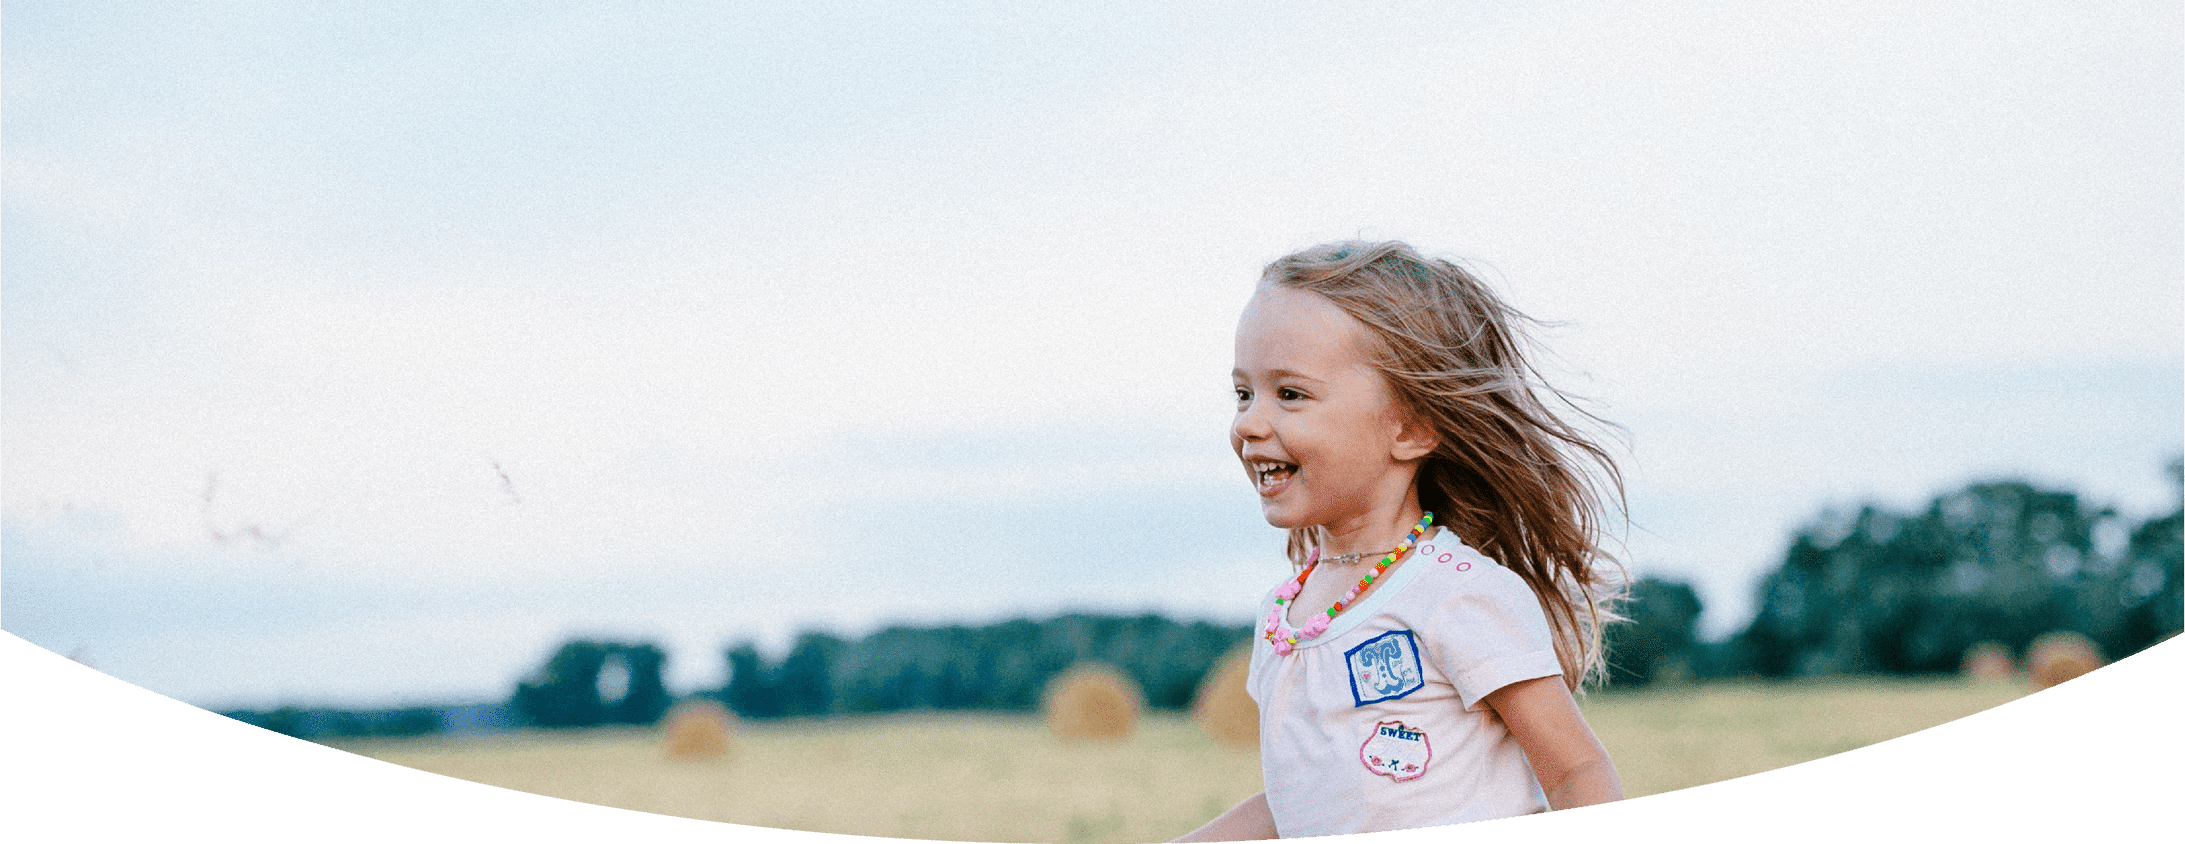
1176,241 -> 1627,839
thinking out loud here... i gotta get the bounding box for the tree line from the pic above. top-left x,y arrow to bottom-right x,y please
1722,477 -> 2180,679
223,468 -> 2181,739
721,615 -> 1253,719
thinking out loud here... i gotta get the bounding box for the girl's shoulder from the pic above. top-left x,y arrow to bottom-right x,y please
1404,532 -> 1515,587
1396,535 -> 1539,612
1395,535 -> 1558,660
1410,529 -> 1490,564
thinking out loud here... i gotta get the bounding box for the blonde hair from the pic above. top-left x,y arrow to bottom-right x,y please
1263,240 -> 1628,691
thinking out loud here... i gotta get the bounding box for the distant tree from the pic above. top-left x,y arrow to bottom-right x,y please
723,642 -> 784,719
1728,473 -> 2182,678
723,614 -> 1254,718
1604,577 -> 1703,686
224,706 -> 310,739
1123,618 -> 1254,709
2089,456 -> 2183,658
775,632 -> 844,717
607,643 -> 672,726
329,707 -> 442,738
221,705 -> 443,741
513,639 -> 672,728
832,623 -> 1007,714
2103,507 -> 2181,656
377,707 -> 443,737
513,640 -> 611,727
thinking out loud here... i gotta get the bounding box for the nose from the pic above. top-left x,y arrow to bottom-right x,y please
1232,396 -> 1271,443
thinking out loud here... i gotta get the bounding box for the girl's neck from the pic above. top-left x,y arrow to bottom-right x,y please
1317,499 -> 1428,562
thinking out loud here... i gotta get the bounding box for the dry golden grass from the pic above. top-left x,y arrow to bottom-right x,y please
1583,676 -> 2033,798
332,676 -> 2033,843
338,713 -> 1260,844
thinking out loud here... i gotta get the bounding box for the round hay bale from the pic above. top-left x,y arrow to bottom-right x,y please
2027,631 -> 2104,690
1045,663 -> 1142,743
1192,646 -> 1258,748
1960,641 -> 2016,684
660,699 -> 737,760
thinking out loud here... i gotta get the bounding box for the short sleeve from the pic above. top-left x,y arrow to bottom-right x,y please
1420,562 -> 1563,711
1243,583 -> 1280,706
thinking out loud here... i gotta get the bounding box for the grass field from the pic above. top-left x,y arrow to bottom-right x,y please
332,676 -> 2035,843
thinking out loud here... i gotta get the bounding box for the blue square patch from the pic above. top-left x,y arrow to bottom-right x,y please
1345,630 -> 1426,706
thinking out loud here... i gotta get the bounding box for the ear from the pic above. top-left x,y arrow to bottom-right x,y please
1390,409 -> 1438,463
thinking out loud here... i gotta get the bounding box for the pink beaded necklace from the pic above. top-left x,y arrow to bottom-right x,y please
1263,512 -> 1434,655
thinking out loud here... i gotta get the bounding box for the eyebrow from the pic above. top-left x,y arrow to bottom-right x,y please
1232,367 -> 1325,384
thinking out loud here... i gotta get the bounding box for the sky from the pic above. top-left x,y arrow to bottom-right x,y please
5,1 -> 2180,711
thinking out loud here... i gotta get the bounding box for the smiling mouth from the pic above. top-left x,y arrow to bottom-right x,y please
1251,461 -> 1297,493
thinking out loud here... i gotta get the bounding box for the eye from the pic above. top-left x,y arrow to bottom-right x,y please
1277,387 -> 1306,402
1234,386 -> 1252,403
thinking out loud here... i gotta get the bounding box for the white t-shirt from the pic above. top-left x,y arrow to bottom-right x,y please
1246,530 -> 1566,836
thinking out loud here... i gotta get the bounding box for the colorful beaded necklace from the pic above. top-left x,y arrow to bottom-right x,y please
1263,512 -> 1434,656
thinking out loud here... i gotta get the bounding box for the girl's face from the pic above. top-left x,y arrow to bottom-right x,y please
1231,283 -> 1435,533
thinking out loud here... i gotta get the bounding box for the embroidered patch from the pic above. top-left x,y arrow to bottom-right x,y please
1359,720 -> 1432,782
1345,629 -> 1426,706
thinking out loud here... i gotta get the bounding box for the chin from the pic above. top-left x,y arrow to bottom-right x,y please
1258,504 -> 1311,530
